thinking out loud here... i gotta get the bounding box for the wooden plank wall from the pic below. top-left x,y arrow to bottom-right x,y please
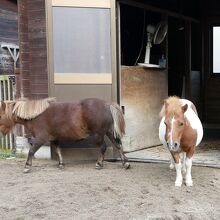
18,0 -> 48,98
0,0 -> 18,74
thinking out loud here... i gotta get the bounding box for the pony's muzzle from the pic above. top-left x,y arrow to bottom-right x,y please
167,142 -> 180,151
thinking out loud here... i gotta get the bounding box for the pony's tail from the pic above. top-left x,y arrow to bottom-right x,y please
109,103 -> 125,139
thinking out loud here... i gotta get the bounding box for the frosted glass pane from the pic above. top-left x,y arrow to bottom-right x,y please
53,7 -> 111,74
213,26 -> 220,73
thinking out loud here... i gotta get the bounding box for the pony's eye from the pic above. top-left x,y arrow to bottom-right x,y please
164,121 -> 167,126
180,122 -> 184,126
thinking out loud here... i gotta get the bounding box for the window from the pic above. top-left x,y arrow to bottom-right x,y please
52,5 -> 112,84
213,26 -> 220,74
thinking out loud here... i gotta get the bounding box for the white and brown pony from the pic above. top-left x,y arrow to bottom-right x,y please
159,96 -> 203,186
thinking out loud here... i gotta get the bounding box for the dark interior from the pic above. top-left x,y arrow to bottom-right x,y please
118,0 -> 220,138
119,2 -> 202,98
118,0 -> 220,153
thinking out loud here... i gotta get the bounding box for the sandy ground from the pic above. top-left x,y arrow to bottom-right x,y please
0,158 -> 220,220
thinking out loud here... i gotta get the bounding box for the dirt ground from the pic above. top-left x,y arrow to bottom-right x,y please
0,158 -> 220,220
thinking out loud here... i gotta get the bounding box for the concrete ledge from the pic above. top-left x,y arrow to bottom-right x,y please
52,146 -> 114,162
16,136 -> 116,161
16,136 -> 51,159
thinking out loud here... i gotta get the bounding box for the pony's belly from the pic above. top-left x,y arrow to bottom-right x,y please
57,132 -> 89,141
185,109 -> 203,146
49,125 -> 89,141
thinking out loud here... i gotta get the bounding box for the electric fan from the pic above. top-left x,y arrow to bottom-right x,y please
138,21 -> 168,67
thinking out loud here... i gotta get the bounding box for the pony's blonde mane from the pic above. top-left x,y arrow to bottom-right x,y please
1,101 -> 15,119
159,96 -> 183,117
3,97 -> 56,120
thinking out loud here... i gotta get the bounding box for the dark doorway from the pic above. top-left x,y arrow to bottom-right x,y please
168,17 -> 185,97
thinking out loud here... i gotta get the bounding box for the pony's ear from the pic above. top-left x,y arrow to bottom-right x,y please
182,104 -> 188,113
1,101 -> 6,112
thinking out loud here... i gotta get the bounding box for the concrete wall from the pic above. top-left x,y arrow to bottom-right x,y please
121,66 -> 168,152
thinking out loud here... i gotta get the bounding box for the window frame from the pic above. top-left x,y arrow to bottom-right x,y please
210,24 -> 220,76
46,0 -> 116,85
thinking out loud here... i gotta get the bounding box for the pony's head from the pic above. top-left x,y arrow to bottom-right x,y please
0,101 -> 15,137
0,98 -> 56,137
163,97 -> 188,152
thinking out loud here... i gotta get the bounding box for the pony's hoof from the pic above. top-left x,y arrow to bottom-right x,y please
175,181 -> 182,187
23,167 -> 31,173
95,163 -> 103,170
169,163 -> 175,169
58,164 -> 65,169
185,181 -> 193,187
123,162 -> 130,169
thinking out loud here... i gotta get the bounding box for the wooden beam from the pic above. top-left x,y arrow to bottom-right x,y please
184,21 -> 192,99
118,0 -> 200,23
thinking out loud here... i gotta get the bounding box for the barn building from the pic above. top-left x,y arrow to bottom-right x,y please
0,0 -> 220,165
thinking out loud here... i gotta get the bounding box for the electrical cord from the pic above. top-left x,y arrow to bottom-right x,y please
134,9 -> 146,66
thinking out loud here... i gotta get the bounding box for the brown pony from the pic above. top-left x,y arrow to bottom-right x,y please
159,97 -> 203,186
0,97 -> 130,172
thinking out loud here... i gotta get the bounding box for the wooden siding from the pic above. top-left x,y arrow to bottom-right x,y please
18,0 -> 48,98
0,0 -> 18,75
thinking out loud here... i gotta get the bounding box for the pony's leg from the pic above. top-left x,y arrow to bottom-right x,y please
51,141 -> 64,169
24,139 -> 44,173
55,146 -> 64,169
185,157 -> 193,186
184,148 -> 195,186
169,154 -> 175,169
106,133 -> 130,169
95,141 -> 107,169
175,162 -> 183,187
93,134 -> 106,169
118,143 -> 130,169
182,152 -> 187,174
172,153 -> 183,187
